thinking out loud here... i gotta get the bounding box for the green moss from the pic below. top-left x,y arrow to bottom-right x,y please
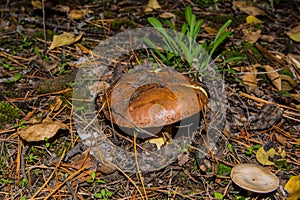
0,102 -> 20,127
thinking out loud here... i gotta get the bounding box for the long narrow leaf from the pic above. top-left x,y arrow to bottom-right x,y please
215,19 -> 232,41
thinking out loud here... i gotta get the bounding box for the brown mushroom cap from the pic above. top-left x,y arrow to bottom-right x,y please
230,163 -> 279,193
103,68 -> 208,132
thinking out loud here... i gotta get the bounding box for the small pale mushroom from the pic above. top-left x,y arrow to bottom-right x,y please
230,163 -> 279,193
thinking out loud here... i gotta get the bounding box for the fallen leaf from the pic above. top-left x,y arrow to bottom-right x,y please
286,24 -> 300,42
145,0 -> 161,12
284,174 -> 300,200
19,117 -> 68,142
49,32 -> 83,50
159,12 -> 176,19
146,137 -> 167,150
280,74 -> 297,91
235,1 -> 267,16
70,9 -> 93,20
260,34 -> 274,42
264,65 -> 281,90
274,133 -> 292,148
246,15 -> 264,24
242,29 -> 261,43
242,65 -> 258,87
203,26 -> 218,34
256,147 -> 274,165
31,0 -> 42,9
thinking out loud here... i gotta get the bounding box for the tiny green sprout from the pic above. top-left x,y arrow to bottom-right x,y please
94,188 -> 113,199
44,137 -> 50,148
214,192 -> 223,199
245,144 -> 262,155
26,154 -> 38,163
13,73 -> 22,82
87,171 -> 96,183
14,120 -> 26,129
19,178 -> 27,187
227,143 -> 233,153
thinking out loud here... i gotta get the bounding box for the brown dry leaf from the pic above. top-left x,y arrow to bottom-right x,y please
235,1 -> 267,16
264,65 -> 281,90
260,34 -> 275,42
203,26 -> 218,34
31,0 -> 42,9
55,4 -> 70,13
280,74 -> 297,91
246,15 -> 264,24
159,12 -> 176,19
284,174 -> 300,200
287,54 -> 300,80
145,0 -> 161,12
286,24 -> 300,42
242,65 -> 258,87
49,32 -> 83,50
70,9 -> 93,20
35,58 -> 57,71
19,117 -> 68,142
242,29 -> 261,43
275,133 -> 292,148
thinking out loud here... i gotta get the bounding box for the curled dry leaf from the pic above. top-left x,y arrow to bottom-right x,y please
264,65 -> 281,90
145,0 -> 161,12
280,74 -> 297,91
242,65 -> 258,87
235,1 -> 267,16
19,117 -> 68,142
159,12 -> 176,19
49,32 -> 83,50
284,174 -> 300,200
242,29 -> 261,43
69,9 -> 93,20
286,24 -> 300,42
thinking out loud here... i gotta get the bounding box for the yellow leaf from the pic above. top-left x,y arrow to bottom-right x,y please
256,147 -> 274,165
246,15 -> 264,24
146,137 -> 167,150
284,174 -> 300,200
264,65 -> 281,90
49,32 -> 83,50
286,24 -> 300,42
145,0 -> 161,12
70,9 -> 93,20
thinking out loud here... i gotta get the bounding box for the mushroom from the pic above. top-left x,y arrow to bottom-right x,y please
230,163 -> 279,193
103,68 -> 208,139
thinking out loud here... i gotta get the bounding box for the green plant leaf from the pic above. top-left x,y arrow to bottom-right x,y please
148,17 -> 163,28
214,192 -> 224,199
13,73 -> 22,81
185,6 -> 192,25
